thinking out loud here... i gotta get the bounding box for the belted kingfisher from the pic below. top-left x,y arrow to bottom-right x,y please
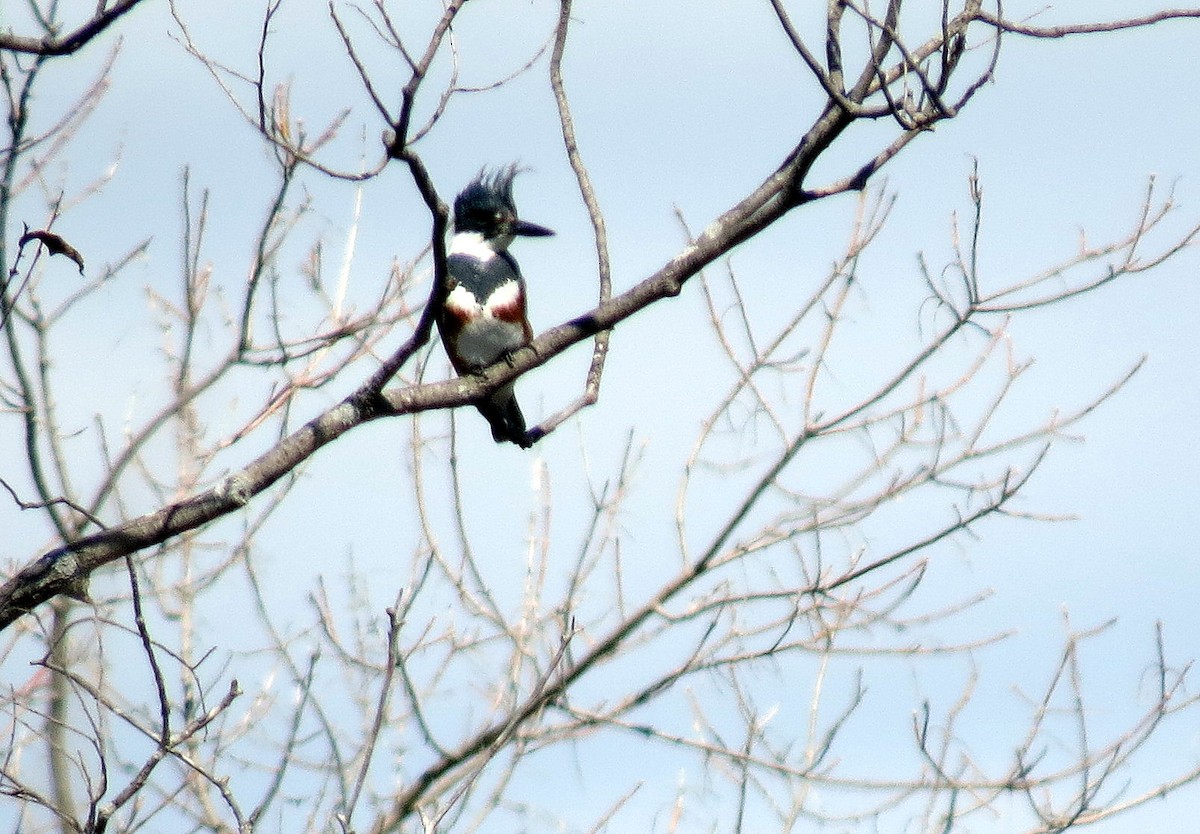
437,165 -> 554,448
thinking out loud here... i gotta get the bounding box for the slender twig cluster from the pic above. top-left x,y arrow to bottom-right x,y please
1,2 -> 1199,833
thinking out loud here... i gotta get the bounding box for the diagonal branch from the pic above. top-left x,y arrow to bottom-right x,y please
0,0 -> 151,57
976,8 -> 1200,37
0,94 -> 859,631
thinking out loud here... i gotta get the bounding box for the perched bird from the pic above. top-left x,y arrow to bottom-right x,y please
437,166 -> 554,448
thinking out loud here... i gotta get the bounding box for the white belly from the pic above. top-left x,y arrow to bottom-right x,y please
445,276 -> 527,368
454,317 -> 526,368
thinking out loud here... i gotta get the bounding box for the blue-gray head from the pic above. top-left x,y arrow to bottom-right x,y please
453,165 -> 554,247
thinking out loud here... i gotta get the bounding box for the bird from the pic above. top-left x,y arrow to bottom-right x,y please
437,165 -> 554,448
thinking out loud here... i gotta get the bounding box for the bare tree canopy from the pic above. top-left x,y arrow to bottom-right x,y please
1,1 -> 1199,832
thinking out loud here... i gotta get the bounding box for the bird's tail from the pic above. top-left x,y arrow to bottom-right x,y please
476,383 -> 532,448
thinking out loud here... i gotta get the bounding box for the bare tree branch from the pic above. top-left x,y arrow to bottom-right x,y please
0,0 -> 150,57
4,3 -> 1200,832
977,8 -> 1200,38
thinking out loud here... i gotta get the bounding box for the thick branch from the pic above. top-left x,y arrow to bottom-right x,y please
0,0 -> 151,56
0,104 -> 852,630
0,396 -> 367,628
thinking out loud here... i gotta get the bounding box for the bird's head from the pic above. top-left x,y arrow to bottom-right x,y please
453,165 -> 555,249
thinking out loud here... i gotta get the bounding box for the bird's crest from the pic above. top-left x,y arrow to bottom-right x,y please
456,164 -> 524,216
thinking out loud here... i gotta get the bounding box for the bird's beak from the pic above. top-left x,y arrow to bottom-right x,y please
513,219 -> 555,237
